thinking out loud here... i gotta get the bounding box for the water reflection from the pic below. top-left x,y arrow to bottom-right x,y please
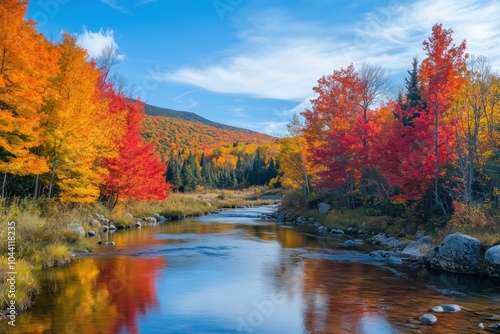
7,206 -> 500,334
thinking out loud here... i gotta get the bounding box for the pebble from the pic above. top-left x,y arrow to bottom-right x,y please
419,314 -> 437,325
432,306 -> 444,313
441,304 -> 461,312
477,323 -> 484,329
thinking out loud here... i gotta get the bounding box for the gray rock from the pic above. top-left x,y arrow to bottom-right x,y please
330,229 -> 344,235
401,241 -> 432,261
441,304 -> 461,312
477,323 -> 484,330
277,215 -> 285,223
347,227 -> 353,233
370,233 -> 388,244
89,219 -> 101,228
488,324 -> 500,330
296,216 -> 307,224
342,240 -> 355,248
126,213 -> 134,219
308,217 -> 316,223
418,236 -> 432,244
419,314 -> 437,325
318,202 -> 331,214
99,217 -> 110,225
387,256 -> 402,265
369,251 -> 385,261
109,224 -> 117,231
485,245 -> 500,278
486,316 -> 499,321
66,223 -> 85,237
101,225 -> 109,233
429,232 -> 482,274
144,217 -> 157,224
432,306 -> 444,313
380,237 -> 400,249
103,241 -> 115,246
87,230 -> 96,237
135,221 -> 142,227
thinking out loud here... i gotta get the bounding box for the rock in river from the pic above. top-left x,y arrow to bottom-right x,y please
419,314 -> 437,325
485,245 -> 500,278
441,304 -> 461,312
401,241 -> 432,262
429,232 -> 482,275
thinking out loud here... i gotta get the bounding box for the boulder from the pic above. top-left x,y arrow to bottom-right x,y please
429,233 -> 482,274
488,324 -> 500,330
485,245 -> 500,278
135,221 -> 142,228
330,229 -> 344,235
296,216 -> 307,224
318,202 -> 331,214
89,219 -> 101,228
370,233 -> 388,245
87,230 -> 96,237
401,241 -> 432,262
419,314 -> 437,325
342,240 -> 355,248
66,223 -> 85,237
109,224 -> 117,231
99,217 -> 110,225
380,237 -> 400,249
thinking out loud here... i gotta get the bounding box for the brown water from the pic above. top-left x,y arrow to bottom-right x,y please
3,205 -> 500,334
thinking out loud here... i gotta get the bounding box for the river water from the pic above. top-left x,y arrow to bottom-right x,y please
4,205 -> 500,334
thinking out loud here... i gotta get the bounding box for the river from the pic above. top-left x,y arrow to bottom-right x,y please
4,205 -> 500,334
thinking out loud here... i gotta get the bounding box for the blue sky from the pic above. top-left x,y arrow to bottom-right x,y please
26,0 -> 500,136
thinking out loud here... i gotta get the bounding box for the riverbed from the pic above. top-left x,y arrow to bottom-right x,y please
5,205 -> 500,333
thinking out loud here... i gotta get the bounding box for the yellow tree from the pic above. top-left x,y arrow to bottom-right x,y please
276,113 -> 310,197
44,34 -> 124,203
453,55 -> 500,205
0,0 -> 59,196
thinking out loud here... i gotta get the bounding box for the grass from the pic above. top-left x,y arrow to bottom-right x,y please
0,187 -> 279,311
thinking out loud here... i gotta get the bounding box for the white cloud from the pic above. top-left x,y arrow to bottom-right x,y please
230,120 -> 288,136
76,27 -> 126,61
136,0 -> 159,5
156,0 -> 500,103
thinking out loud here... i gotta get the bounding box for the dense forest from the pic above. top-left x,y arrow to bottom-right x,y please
0,0 -> 171,205
165,143 -> 280,192
276,24 -> 500,225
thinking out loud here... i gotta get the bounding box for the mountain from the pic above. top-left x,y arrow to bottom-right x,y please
142,103 -> 275,160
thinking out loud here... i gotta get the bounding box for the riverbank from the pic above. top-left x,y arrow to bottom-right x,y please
0,188 -> 280,312
272,204 -> 500,279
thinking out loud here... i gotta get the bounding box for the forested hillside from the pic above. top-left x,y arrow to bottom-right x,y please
142,114 -> 274,161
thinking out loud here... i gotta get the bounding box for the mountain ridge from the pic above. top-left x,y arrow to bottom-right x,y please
144,103 -> 267,136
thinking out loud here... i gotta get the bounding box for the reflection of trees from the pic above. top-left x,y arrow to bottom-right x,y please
12,256 -> 163,334
299,259 -> 498,334
96,256 -> 164,334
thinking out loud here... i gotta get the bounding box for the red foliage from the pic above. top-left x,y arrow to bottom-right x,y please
102,87 -> 172,203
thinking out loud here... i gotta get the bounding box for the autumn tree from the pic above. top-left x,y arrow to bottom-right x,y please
0,0 -> 59,197
276,113 -> 310,197
44,34 -> 120,203
452,55 -> 500,205
420,23 -> 467,214
302,63 -> 388,208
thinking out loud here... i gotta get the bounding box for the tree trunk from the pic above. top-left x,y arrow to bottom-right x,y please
34,174 -> 39,200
